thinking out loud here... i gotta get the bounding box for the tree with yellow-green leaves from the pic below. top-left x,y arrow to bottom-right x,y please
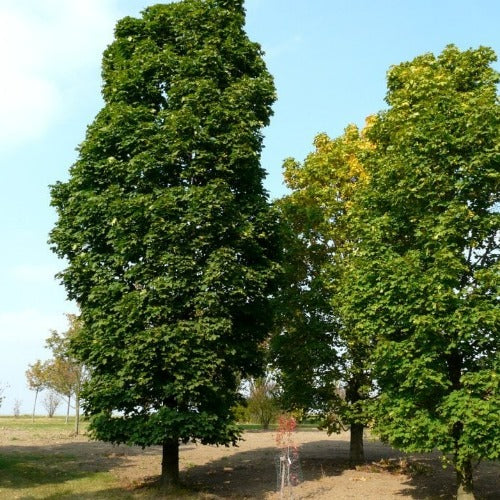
26,360 -> 48,422
44,314 -> 87,434
272,121 -> 374,464
26,314 -> 86,431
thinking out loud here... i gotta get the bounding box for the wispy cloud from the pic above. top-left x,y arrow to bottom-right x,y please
0,0 -> 119,151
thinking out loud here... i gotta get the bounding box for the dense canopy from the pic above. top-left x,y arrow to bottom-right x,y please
49,0 -> 279,485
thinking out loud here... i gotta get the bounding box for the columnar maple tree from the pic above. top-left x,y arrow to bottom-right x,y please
49,0 -> 278,486
341,46 -> 499,498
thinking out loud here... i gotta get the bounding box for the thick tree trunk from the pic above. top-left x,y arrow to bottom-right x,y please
349,422 -> 364,466
345,374 -> 365,466
456,459 -> 474,499
161,438 -> 179,487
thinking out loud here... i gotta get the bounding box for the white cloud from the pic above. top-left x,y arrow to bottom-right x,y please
0,0 -> 119,151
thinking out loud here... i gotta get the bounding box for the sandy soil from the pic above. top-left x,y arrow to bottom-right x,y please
1,427 -> 498,499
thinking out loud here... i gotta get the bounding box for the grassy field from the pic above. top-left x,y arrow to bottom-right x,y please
0,417 -> 180,499
1,415 -> 85,431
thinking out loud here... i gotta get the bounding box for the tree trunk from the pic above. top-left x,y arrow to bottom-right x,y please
349,422 -> 364,466
161,438 -> 180,487
32,388 -> 39,423
74,390 -> 80,435
457,459 -> 475,499
345,374 -> 366,466
65,394 -> 71,424
448,353 -> 474,499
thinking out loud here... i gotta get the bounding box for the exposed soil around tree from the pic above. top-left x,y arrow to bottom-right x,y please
1,427 -> 498,499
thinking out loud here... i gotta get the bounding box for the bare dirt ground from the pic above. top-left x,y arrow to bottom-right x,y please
1,426 -> 498,499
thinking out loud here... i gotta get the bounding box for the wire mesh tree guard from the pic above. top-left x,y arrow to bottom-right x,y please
275,415 -> 302,499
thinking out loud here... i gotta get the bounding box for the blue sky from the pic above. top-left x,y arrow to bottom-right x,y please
1,0 -> 498,415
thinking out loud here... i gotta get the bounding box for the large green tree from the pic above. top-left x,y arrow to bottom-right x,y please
341,45 -> 499,499
49,0 -> 278,486
272,123 -> 373,464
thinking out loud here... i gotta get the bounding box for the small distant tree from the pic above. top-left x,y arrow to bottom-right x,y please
247,374 -> 280,429
26,360 -> 48,422
13,399 -> 22,418
45,314 -> 87,433
45,358 -> 79,423
43,391 -> 61,418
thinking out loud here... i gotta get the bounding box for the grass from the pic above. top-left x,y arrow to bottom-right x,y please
0,415 -> 88,431
0,450 -> 206,500
0,416 -> 144,499
0,453 -> 121,499
0,452 -> 129,499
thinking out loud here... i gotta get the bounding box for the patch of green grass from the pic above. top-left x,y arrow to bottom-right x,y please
0,436 -> 207,498
0,452 -> 211,499
0,450 -> 218,499
0,452 -> 129,499
0,415 -> 88,432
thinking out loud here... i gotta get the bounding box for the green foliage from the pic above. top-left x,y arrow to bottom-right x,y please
26,360 -> 48,393
49,0 -> 278,457
246,375 -> 280,429
272,124 -> 373,434
341,45 -> 499,487
44,315 -> 86,401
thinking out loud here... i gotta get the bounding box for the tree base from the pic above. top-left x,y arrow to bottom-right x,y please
457,484 -> 475,500
456,460 -> 474,500
349,423 -> 365,466
161,438 -> 180,487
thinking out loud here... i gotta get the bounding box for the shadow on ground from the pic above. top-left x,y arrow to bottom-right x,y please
396,455 -> 499,500
0,435 -> 498,499
0,439 -> 203,498
179,435 -> 499,499
0,441 -> 130,490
